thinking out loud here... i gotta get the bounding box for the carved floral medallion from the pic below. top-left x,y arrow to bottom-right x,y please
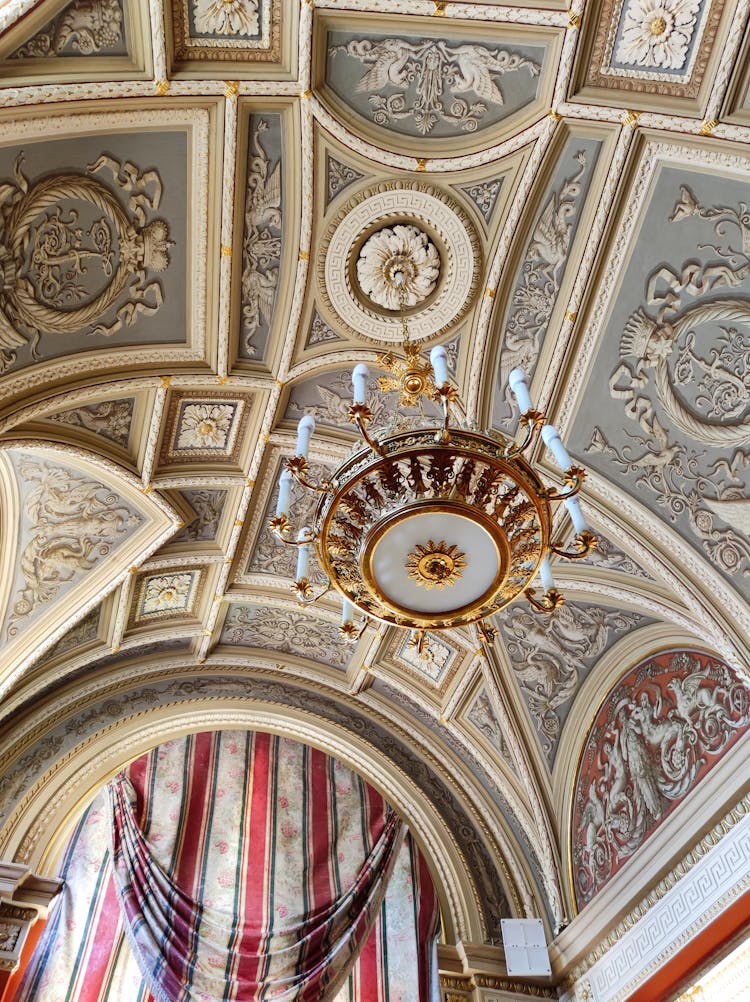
356,224 -> 440,311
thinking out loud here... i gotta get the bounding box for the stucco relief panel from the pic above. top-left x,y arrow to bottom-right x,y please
0,130 -> 189,374
494,600 -> 649,765
325,29 -> 544,140
220,604 -> 352,669
572,647 -> 750,907
238,114 -> 282,362
492,137 -> 601,427
568,156 -> 750,601
2,450 -> 143,639
9,0 -> 127,59
170,0 -> 280,62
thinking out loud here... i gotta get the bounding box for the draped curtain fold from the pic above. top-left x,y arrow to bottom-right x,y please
13,730 -> 440,1002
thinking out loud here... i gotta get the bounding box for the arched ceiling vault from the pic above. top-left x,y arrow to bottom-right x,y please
0,0 -> 749,989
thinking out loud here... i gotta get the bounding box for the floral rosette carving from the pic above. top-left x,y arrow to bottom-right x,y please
615,0 -> 702,71
356,224 -> 440,311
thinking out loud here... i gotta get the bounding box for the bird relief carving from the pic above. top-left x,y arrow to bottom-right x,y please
589,184 -> 750,582
331,37 -> 540,135
0,153 -> 172,371
241,119 -> 281,357
499,601 -> 643,760
496,151 -> 588,419
573,650 -> 750,905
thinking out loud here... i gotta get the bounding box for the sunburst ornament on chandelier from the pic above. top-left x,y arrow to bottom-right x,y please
270,259 -> 597,655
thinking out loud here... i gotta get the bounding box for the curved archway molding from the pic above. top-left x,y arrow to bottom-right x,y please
0,668 -> 530,952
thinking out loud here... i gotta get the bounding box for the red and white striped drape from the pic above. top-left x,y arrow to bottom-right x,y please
13,730 -> 440,1002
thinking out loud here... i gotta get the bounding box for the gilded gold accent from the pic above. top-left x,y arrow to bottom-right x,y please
549,109 -> 562,120
433,1 -> 447,14
155,79 -> 170,96
568,13 -> 582,27
221,244 -> 233,257
623,110 -> 640,126
224,80 -> 240,97
406,540 -> 466,590
700,118 -> 718,135
298,249 -> 310,260
650,15 -> 667,34
415,157 -> 428,171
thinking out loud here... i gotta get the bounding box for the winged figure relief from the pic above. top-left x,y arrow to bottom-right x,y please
332,37 -> 540,135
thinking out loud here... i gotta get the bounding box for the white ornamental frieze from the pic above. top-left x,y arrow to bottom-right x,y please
0,153 -> 172,371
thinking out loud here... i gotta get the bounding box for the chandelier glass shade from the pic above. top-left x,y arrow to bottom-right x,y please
271,344 -> 597,648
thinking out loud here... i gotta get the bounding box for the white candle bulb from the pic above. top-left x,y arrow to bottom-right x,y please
508,368 -> 534,414
565,495 -> 588,534
295,415 -> 315,458
539,557 -> 554,593
430,345 -> 449,387
296,527 -> 311,581
341,599 -> 353,625
542,424 -> 574,471
275,470 -> 293,517
352,364 -> 369,405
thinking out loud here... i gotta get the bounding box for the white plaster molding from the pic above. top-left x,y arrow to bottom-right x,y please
560,807 -> 750,1001
217,92 -> 238,380
148,0 -> 168,84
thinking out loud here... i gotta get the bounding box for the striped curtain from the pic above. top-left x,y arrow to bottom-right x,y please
13,731 -> 440,1002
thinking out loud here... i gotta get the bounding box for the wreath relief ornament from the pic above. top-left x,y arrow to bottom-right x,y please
0,153 -> 173,371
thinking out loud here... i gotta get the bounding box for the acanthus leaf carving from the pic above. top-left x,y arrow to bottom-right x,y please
496,601 -> 645,762
12,0 -> 124,59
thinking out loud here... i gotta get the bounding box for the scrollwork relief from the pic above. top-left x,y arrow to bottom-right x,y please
220,605 -> 350,667
47,398 -> 134,448
330,37 -> 540,136
173,489 -> 227,542
241,118 -> 281,358
0,153 -> 171,371
573,649 -> 750,905
193,0 -> 259,37
6,457 -> 141,637
496,601 -> 645,763
588,183 -> 750,586
325,155 -> 363,207
12,0 -> 124,58
496,150 -> 590,421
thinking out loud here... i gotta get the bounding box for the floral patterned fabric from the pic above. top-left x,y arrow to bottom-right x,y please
13,730 -> 440,1002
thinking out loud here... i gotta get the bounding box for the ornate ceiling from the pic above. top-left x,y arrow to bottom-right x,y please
0,0 -> 749,996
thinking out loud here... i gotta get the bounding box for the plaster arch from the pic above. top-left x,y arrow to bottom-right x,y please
0,682 -> 513,947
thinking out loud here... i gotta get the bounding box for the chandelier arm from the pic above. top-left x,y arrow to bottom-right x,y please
539,466 -> 586,501
502,410 -> 545,459
340,618 -> 369,642
285,456 -> 332,494
291,577 -> 331,604
549,530 -> 599,560
350,406 -> 386,456
524,586 -> 565,614
268,517 -> 316,548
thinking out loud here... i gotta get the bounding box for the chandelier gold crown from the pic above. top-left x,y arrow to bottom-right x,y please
271,272 -> 597,656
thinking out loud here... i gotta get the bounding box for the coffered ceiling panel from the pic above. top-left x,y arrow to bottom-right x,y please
0,0 -> 749,994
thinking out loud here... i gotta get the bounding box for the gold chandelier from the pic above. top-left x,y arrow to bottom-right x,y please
270,277 -> 597,652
